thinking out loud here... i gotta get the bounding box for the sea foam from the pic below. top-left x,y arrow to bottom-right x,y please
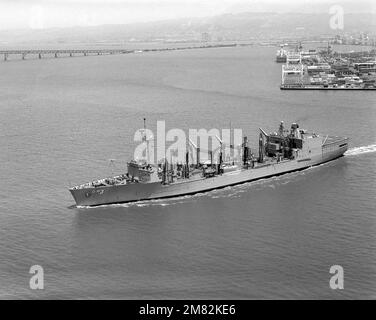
345,144 -> 376,156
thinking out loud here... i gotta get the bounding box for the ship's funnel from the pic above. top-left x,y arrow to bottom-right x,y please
258,133 -> 264,163
243,136 -> 249,166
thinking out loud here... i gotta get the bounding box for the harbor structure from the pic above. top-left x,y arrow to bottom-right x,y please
279,44 -> 376,89
281,52 -> 304,87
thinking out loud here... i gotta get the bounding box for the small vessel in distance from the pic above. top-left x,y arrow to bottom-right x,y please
69,122 -> 349,207
276,45 -> 287,63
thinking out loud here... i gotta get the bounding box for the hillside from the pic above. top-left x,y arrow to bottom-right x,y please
0,12 -> 374,46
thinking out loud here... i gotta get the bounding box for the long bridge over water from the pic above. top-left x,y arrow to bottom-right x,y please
0,44 -> 240,61
0,49 -> 136,61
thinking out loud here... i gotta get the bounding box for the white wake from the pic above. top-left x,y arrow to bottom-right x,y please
344,144 -> 376,156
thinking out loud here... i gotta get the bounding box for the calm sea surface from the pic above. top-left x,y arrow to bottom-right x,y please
0,45 -> 375,299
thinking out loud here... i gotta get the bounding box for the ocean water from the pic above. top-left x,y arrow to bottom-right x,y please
0,45 -> 375,299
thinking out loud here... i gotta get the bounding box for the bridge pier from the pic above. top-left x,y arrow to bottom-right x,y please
54,52 -> 58,58
38,53 -> 42,59
70,52 -> 73,57
84,52 -> 87,56
22,53 -> 26,60
4,53 -> 8,61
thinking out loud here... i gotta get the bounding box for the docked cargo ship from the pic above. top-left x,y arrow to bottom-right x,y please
69,122 -> 348,207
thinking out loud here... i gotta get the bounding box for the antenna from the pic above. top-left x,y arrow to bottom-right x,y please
229,121 -> 232,146
143,118 -> 149,163
109,159 -> 116,176
229,121 -> 234,164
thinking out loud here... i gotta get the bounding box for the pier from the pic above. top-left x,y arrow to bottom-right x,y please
280,84 -> 376,90
0,49 -> 134,61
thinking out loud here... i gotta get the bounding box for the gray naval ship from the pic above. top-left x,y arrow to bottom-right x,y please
69,122 -> 348,207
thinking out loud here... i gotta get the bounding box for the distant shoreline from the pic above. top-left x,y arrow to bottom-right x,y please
0,41 -> 373,62
0,39 -> 373,51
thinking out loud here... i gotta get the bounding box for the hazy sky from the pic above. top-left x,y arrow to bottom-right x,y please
0,0 -> 373,30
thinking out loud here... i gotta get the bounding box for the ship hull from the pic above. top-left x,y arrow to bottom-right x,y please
70,140 -> 348,207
